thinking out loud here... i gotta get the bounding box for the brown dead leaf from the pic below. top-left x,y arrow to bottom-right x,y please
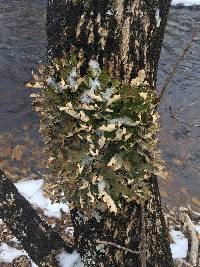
0,145 -> 12,158
172,158 -> 183,167
11,145 -> 27,161
192,197 -> 200,207
0,160 -> 10,169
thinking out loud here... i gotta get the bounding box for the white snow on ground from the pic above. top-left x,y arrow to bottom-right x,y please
0,243 -> 38,267
15,179 -> 69,218
172,0 -> 200,5
0,243 -> 81,267
170,230 -> 188,259
195,224 -> 200,233
0,179 -> 81,266
56,251 -> 83,267
0,243 -> 24,263
0,228 -> 191,266
0,179 -> 198,266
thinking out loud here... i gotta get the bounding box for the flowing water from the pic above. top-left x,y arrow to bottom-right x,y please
0,1 -> 199,210
158,8 -> 200,210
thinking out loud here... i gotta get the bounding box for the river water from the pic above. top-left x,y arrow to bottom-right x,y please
0,1 -> 199,211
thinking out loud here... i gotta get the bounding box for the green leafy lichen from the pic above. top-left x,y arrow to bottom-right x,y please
32,55 -> 164,217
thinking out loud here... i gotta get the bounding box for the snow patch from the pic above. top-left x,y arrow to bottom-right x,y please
81,78 -> 100,104
46,77 -> 63,93
98,180 -> 106,191
170,230 -> 188,259
172,0 -> 200,6
195,224 -> 200,233
65,226 -> 74,236
0,243 -> 24,263
56,251 -> 83,267
15,179 -> 69,218
89,60 -> 101,76
68,67 -> 77,90
0,243 -> 83,267
155,9 -> 161,27
0,243 -> 37,267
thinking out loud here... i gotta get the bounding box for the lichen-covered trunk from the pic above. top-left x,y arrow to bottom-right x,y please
47,0 -> 170,89
46,0 -> 173,266
71,176 -> 173,266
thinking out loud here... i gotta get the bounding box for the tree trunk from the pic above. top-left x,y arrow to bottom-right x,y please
47,0 -> 170,89
45,0 -> 174,266
0,170 -> 73,266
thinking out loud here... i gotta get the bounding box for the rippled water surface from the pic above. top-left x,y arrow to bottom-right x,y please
158,8 -> 200,210
0,0 -> 47,180
0,2 -> 199,210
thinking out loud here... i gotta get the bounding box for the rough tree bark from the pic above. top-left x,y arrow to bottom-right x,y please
45,0 -> 174,266
0,170 -> 73,266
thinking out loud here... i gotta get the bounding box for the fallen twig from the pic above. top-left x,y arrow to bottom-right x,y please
96,240 -> 144,255
159,21 -> 200,101
180,212 -> 199,266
